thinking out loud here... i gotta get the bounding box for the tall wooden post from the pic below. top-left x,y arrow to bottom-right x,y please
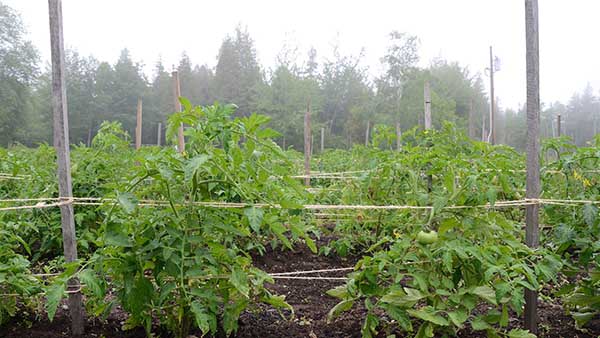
320,127 -> 325,153
365,120 -> 370,146
157,122 -> 162,146
424,81 -> 432,130
48,0 -> 84,335
172,71 -> 185,153
396,122 -> 402,151
525,0 -> 540,334
135,98 -> 142,150
557,114 -> 561,137
489,46 -> 496,144
304,104 -> 311,186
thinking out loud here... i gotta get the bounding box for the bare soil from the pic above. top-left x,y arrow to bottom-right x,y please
1,240 -> 599,338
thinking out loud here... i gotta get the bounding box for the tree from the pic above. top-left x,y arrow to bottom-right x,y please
108,49 -> 147,136
320,44 -> 374,145
0,1 -> 39,145
145,58 -> 172,144
213,25 -> 263,116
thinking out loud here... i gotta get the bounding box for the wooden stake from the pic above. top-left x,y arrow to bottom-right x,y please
157,122 -> 162,146
424,82 -> 432,130
525,0 -> 540,334
396,122 -> 402,151
365,120 -> 370,146
135,98 -> 142,150
557,114 -> 561,137
304,104 -> 311,186
320,127 -> 325,153
172,71 -> 185,153
48,0 -> 84,335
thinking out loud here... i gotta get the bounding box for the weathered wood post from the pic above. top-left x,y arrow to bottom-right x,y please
172,71 -> 185,153
424,81 -> 432,130
320,127 -> 325,153
557,114 -> 561,137
48,0 -> 85,334
304,104 -> 311,186
365,120 -> 370,146
396,121 -> 402,151
157,122 -> 162,146
524,0 -> 540,334
135,98 -> 142,150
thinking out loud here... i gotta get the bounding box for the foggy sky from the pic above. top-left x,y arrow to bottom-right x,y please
5,0 -> 600,110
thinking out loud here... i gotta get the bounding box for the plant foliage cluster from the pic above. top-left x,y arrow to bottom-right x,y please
0,104 -> 599,337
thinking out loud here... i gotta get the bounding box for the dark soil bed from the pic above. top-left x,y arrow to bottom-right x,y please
1,239 -> 599,338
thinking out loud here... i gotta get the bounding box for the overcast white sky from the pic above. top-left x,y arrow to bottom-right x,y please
5,0 -> 600,109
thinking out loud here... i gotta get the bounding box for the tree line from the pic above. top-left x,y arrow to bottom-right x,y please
1,1 -> 598,150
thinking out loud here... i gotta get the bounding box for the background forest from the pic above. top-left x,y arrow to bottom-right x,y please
1,1 -> 599,150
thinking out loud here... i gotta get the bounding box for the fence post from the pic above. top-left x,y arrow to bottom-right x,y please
424,81 -> 432,130
365,120 -> 370,146
172,71 -> 185,153
135,98 -> 142,150
157,122 -> 162,146
557,114 -> 561,137
525,0 -> 540,334
304,104 -> 311,186
48,0 -> 85,335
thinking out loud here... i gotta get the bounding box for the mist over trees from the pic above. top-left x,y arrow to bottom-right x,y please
0,2 -> 598,149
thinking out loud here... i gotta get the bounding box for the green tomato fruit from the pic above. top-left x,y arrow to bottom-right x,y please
417,230 -> 438,245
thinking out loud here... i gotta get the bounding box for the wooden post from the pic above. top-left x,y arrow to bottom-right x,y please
489,46 -> 496,144
282,135 -> 286,150
557,114 -> 561,137
396,122 -> 402,151
172,71 -> 185,153
135,98 -> 142,150
320,127 -> 325,153
424,81 -> 432,130
304,105 -> 311,186
157,122 -> 162,146
525,0 -> 540,334
365,120 -> 370,146
48,0 -> 84,335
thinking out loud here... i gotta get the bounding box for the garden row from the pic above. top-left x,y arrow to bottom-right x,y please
0,103 -> 599,337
